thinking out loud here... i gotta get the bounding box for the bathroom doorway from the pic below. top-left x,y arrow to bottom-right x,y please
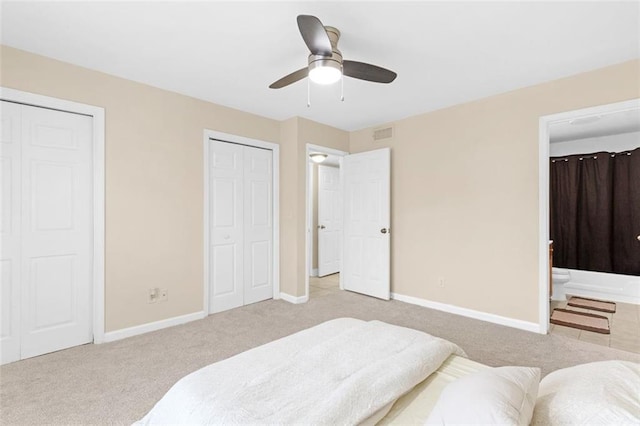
539,99 -> 640,350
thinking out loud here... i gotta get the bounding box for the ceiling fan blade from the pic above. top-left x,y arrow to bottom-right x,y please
343,60 -> 397,84
297,15 -> 333,56
269,67 -> 309,89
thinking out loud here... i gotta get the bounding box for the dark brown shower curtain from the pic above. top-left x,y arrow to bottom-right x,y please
550,147 -> 640,276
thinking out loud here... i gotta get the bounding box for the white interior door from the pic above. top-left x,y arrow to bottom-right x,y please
1,101 -> 93,364
318,165 -> 341,277
209,141 -> 273,313
342,148 -> 391,300
243,146 -> 273,305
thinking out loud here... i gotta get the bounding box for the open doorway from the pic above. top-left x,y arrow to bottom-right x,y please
538,99 -> 640,339
305,144 -> 348,300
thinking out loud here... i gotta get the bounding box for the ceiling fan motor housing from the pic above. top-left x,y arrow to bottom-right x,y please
308,26 -> 343,73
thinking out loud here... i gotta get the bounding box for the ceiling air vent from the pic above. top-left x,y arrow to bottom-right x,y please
373,126 -> 393,142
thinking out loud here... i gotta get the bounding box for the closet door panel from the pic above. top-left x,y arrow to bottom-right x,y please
209,142 -> 244,313
243,146 -> 273,305
20,105 -> 93,359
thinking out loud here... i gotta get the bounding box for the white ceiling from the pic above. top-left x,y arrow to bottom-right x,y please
550,108 -> 640,143
2,1 -> 639,131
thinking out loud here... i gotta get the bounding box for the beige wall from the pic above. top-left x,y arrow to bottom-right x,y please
0,45 -> 347,330
4,44 -> 636,332
278,117 -> 300,296
350,59 -> 640,324
0,46 -> 312,330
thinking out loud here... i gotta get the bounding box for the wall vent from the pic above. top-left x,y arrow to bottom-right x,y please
373,126 -> 393,142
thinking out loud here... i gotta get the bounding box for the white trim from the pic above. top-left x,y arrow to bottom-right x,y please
308,161 -> 314,277
305,144 -> 348,300
538,98 -> 640,334
203,130 -> 280,315
0,87 -> 106,344
391,293 -> 540,334
103,311 -> 206,343
279,292 -> 309,304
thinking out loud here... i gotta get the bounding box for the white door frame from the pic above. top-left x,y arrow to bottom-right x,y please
305,143 -> 348,300
202,130 -> 280,314
537,98 -> 640,334
0,87 -> 106,344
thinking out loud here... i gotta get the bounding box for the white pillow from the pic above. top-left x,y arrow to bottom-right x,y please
531,360 -> 640,425
425,366 -> 541,426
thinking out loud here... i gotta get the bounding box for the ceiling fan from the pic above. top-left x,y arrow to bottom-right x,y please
269,15 -> 397,89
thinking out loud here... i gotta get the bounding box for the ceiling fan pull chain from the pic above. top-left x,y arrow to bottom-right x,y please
307,78 -> 311,107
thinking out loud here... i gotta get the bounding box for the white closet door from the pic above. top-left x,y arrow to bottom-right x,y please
318,165 -> 341,277
0,102 -> 94,362
1,101 -> 22,364
243,146 -> 273,305
209,141 -> 273,313
20,105 -> 93,359
209,141 -> 244,313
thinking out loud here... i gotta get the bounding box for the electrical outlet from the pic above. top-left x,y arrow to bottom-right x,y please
159,288 -> 168,302
438,277 -> 445,288
148,288 -> 159,303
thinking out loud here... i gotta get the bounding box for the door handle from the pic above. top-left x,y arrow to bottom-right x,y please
380,228 -> 389,234
318,225 -> 325,230
637,235 -> 640,241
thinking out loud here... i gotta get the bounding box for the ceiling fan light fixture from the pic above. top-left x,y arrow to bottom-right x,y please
308,59 -> 342,85
309,152 -> 329,163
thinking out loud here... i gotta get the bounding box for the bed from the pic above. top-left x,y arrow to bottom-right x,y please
137,318 -> 640,425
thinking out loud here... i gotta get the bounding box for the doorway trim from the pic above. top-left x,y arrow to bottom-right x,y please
0,87 -> 106,344
538,98 -> 640,334
304,143 -> 348,300
202,129 -> 280,314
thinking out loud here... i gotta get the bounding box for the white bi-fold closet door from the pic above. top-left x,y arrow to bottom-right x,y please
209,140 -> 273,314
1,101 -> 93,364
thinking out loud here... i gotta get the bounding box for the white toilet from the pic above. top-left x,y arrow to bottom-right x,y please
551,268 -> 571,301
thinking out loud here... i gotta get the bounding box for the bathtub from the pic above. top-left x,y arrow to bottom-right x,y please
554,267 -> 640,305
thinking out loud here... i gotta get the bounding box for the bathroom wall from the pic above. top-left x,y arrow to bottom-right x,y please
550,131 -> 640,156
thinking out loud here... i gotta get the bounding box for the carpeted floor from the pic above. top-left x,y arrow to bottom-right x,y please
1,289 -> 639,425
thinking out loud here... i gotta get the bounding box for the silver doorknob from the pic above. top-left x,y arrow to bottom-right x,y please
318,225 -> 325,229
637,235 -> 640,241
380,228 -> 389,234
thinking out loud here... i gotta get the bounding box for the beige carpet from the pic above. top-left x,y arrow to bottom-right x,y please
1,289 -> 639,425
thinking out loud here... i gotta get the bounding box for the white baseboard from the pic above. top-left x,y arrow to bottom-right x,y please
103,311 -> 206,343
310,268 -> 318,277
391,293 -> 541,334
279,292 -> 309,304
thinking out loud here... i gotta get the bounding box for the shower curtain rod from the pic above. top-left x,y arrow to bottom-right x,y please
551,151 -> 633,162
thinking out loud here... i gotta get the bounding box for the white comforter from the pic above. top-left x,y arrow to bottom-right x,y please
136,318 -> 464,425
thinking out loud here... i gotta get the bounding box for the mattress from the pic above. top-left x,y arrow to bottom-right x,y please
376,354 -> 490,424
